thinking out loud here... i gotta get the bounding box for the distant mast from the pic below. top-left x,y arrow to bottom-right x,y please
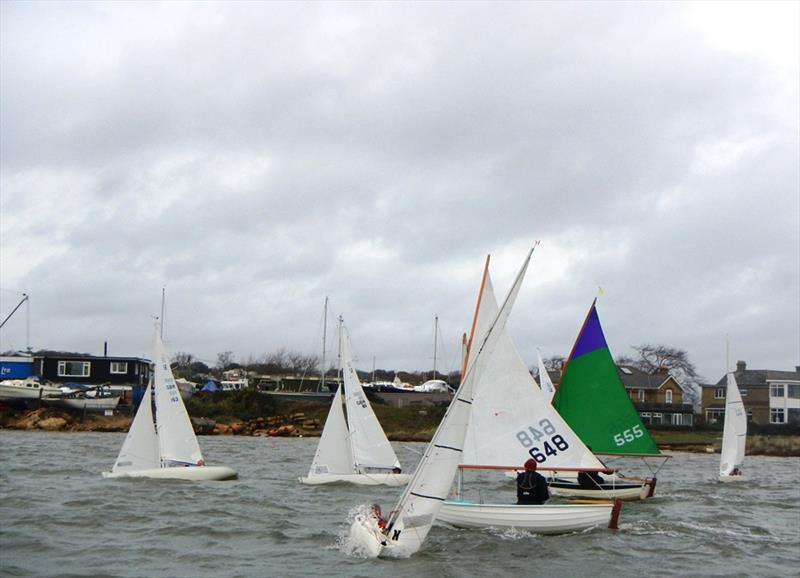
160,286 -> 166,339
320,296 -> 329,393
432,314 -> 439,381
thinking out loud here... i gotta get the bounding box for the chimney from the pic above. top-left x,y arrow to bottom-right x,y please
736,360 -> 746,373
104,341 -> 108,357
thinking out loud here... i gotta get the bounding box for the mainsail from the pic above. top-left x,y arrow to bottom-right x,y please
719,372 -> 747,476
153,323 -> 204,466
462,274 -> 602,471
111,382 -> 159,473
553,300 -> 660,455
340,325 -> 401,471
537,348 -> 556,403
378,248 -> 533,558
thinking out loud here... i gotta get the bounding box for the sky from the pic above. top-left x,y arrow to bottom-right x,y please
1,1 -> 798,384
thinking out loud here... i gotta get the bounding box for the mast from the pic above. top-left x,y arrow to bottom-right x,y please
320,297 -> 329,392
432,315 -> 438,380
160,286 -> 166,339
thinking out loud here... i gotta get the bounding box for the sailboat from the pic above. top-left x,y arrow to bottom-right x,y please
102,322 -> 237,481
348,248 -> 533,558
536,348 -> 556,403
438,256 -> 623,532
550,299 -> 667,498
300,320 -> 411,486
719,372 -> 747,482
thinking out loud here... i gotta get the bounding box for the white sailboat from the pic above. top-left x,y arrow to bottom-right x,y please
719,372 -> 747,483
103,323 -> 237,481
536,348 -> 556,403
438,259 -> 623,531
300,321 -> 411,486
349,248 -> 533,558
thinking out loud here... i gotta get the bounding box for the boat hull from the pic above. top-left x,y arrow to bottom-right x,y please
438,501 -> 619,533
718,474 -> 747,483
43,396 -> 121,411
102,465 -> 237,481
548,480 -> 651,501
298,473 -> 412,486
0,380 -> 62,400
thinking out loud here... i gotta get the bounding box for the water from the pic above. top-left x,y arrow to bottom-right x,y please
1,431 -> 798,578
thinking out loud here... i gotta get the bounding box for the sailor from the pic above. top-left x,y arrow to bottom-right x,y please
371,504 -> 388,531
578,469 -> 605,488
517,458 -> 549,505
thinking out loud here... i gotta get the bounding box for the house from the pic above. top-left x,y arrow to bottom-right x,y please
542,363 -> 694,427
33,352 -> 151,388
701,361 -> 800,426
616,365 -> 694,427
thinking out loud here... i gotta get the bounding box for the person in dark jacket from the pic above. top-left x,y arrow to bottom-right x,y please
517,458 -> 549,504
578,469 -> 605,489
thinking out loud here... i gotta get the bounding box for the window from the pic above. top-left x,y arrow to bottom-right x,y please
739,388 -> 748,397
771,384 -> 785,398
714,388 -> 725,399
788,408 -> 800,424
110,361 -> 128,374
705,408 -> 724,423
638,389 -> 645,402
788,384 -> 800,399
665,390 -> 673,404
640,412 -> 651,424
671,413 -> 683,426
652,412 -> 662,425
57,360 -> 90,377
770,408 -> 785,424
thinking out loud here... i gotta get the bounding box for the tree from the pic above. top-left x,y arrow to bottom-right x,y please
622,344 -> 701,407
216,351 -> 235,371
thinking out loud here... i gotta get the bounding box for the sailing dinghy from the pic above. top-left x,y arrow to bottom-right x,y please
718,372 -> 747,483
348,248 -> 533,558
103,323 -> 237,481
300,321 -> 410,486
550,299 -> 668,499
439,256 -> 622,531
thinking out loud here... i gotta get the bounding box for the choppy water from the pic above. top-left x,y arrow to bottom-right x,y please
1,430 -> 798,577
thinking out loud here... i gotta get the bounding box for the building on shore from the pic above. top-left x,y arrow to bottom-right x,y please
700,361 -> 800,426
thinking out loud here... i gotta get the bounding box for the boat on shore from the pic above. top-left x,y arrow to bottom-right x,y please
0,377 -> 63,401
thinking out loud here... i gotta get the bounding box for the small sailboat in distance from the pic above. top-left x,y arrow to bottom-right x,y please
300,319 -> 411,486
719,371 -> 747,482
103,322 -> 237,481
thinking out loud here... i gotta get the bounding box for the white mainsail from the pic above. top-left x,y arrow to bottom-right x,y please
719,372 -> 747,477
377,248 -> 533,558
111,382 -> 159,474
341,326 -> 401,472
537,348 -> 556,403
462,276 -> 602,471
308,382 -> 353,476
153,323 -> 204,466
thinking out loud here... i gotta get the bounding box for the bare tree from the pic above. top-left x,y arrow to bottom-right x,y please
216,351 -> 235,370
172,351 -> 195,368
625,344 -> 702,406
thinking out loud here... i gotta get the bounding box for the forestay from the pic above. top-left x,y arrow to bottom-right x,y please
111,382 -> 159,474
307,380 -> 353,476
153,323 -> 204,466
720,372 -> 747,477
341,327 -> 401,472
377,248 -> 533,558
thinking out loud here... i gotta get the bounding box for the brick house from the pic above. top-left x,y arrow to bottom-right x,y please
701,361 -> 800,426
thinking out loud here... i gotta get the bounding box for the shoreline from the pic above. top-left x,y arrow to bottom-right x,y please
2,406 -> 798,457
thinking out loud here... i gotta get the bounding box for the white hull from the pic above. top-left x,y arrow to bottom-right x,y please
299,473 -> 412,486
43,396 -> 121,411
102,465 -> 237,481
718,474 -> 746,483
0,381 -> 62,400
438,500 -> 621,533
548,480 -> 652,501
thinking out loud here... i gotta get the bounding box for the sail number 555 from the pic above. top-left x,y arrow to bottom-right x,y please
613,424 -> 644,446
516,418 -> 570,463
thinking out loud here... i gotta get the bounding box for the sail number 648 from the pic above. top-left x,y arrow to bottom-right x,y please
515,418 -> 570,463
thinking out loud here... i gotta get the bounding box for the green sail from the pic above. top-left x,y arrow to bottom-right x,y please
553,302 -> 660,455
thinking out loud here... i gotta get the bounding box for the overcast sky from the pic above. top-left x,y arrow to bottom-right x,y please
1,1 -> 798,383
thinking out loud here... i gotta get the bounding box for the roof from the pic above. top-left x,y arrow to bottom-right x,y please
617,365 -> 677,390
710,362 -> 800,387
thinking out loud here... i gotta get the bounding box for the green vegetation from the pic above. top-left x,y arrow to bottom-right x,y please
185,389 -> 279,422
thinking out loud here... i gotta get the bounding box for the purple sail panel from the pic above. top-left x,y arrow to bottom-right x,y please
569,304 -> 608,360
